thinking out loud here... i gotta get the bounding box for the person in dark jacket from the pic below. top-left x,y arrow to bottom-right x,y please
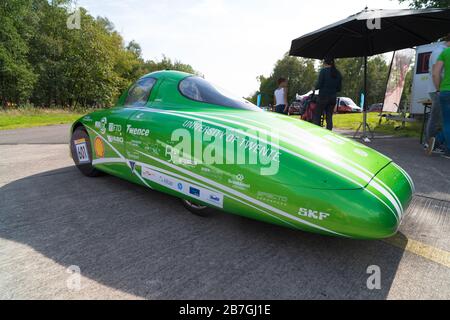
313,58 -> 342,130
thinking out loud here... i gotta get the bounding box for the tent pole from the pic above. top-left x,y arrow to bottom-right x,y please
353,56 -> 373,141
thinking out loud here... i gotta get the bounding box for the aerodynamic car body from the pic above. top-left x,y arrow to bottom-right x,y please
70,70 -> 414,240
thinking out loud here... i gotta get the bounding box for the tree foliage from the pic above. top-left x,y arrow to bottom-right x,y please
0,0 -> 38,105
336,56 -> 390,106
255,54 -> 392,107
253,54 -> 317,106
0,1 -> 197,108
398,0 -> 450,8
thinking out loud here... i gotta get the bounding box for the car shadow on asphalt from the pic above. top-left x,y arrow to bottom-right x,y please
0,167 -> 407,299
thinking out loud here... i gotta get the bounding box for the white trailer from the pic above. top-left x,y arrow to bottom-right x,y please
410,42 -> 445,114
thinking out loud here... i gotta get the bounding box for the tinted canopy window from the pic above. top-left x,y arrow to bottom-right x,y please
179,77 -> 260,111
125,77 -> 156,106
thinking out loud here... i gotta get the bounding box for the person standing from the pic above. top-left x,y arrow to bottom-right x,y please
313,58 -> 342,130
433,36 -> 450,158
274,78 -> 289,115
425,36 -> 449,155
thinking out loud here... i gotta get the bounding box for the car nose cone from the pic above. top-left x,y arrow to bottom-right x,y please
359,162 -> 414,239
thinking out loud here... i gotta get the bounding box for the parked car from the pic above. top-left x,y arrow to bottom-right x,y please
70,70 -> 413,239
335,97 -> 362,113
369,103 -> 384,113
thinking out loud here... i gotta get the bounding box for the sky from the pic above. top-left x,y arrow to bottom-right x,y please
76,0 -> 410,97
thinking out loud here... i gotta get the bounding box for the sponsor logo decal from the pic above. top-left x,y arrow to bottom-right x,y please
126,125 -> 150,137
141,166 -> 223,208
165,146 -> 198,166
189,187 -> 201,197
74,138 -> 86,145
108,123 -> 122,133
142,166 -> 155,180
298,208 -> 330,221
209,195 -> 221,204
228,174 -> 250,191
256,192 -> 288,207
126,151 -> 140,161
145,144 -> 161,156
129,139 -> 143,147
94,137 -> 105,158
95,118 -> 122,135
129,161 -> 136,172
95,117 -> 108,135
107,135 -> 124,144
161,176 -> 175,188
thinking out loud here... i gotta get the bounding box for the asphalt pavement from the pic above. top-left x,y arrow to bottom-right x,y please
0,125 -> 449,299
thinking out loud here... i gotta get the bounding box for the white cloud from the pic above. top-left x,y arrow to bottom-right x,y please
77,0 -> 409,97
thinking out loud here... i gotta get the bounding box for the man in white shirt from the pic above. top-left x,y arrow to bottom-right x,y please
425,40 -> 448,155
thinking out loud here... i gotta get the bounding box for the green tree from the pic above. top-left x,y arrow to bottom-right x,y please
254,53 -> 390,108
400,68 -> 414,109
126,40 -> 143,59
336,56 -> 389,106
336,57 -> 364,104
255,54 -> 389,108
1,0 -> 197,108
367,56 -> 390,106
255,54 -> 317,106
139,55 -> 197,76
0,0 -> 38,106
398,0 -> 450,8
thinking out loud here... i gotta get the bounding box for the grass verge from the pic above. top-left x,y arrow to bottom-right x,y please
2,108 -> 423,139
290,112 -> 422,138
0,107 -> 91,131
332,113 -> 421,138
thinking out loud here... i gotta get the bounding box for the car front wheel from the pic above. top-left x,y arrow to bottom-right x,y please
70,126 -> 102,177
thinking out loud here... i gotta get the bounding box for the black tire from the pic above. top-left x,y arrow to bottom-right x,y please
70,126 -> 102,177
181,199 -> 211,217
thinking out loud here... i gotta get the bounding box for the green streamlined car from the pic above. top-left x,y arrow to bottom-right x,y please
70,70 -> 414,239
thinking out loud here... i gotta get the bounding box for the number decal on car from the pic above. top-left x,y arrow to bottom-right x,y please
75,140 -> 90,164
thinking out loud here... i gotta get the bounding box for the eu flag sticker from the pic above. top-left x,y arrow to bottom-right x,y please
189,187 -> 200,197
